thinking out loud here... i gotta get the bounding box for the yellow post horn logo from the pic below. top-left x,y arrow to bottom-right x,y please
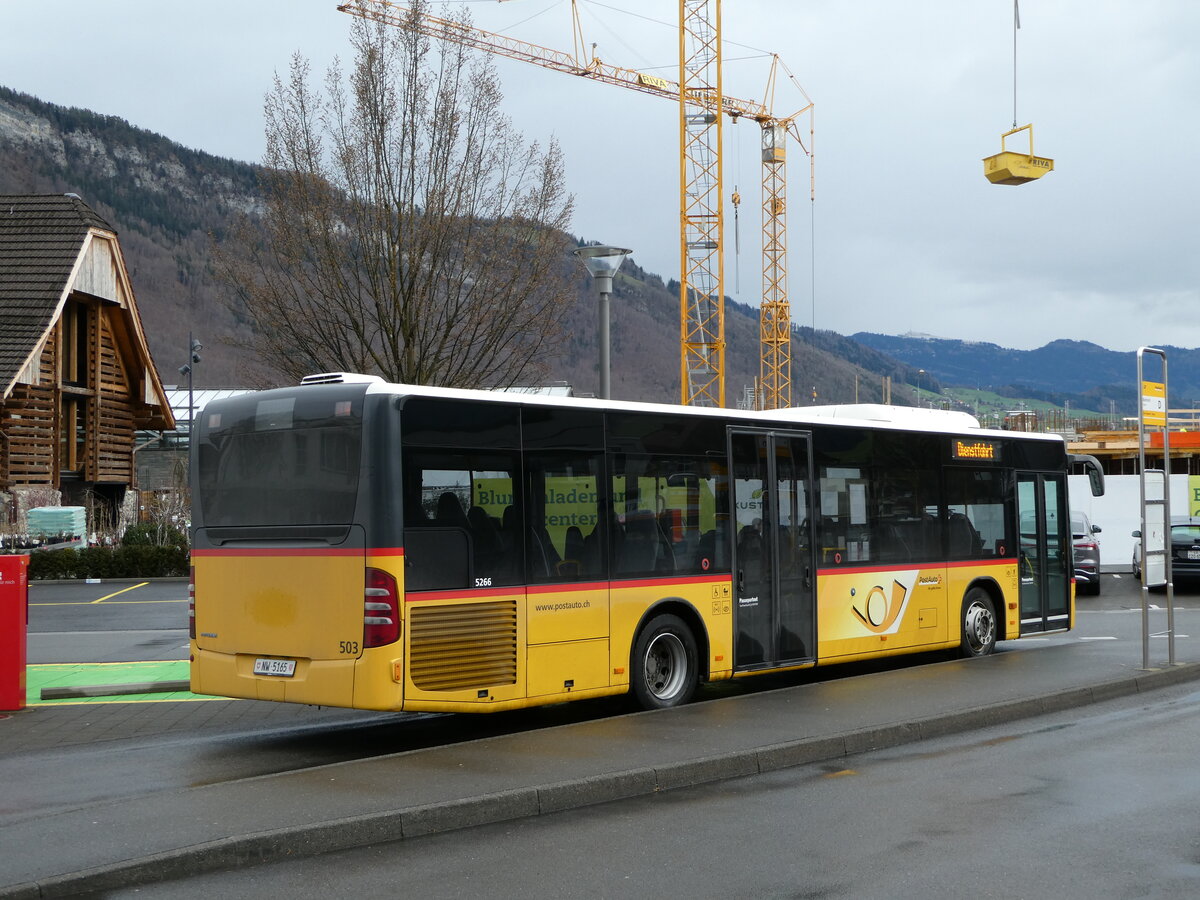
852,579 -> 910,633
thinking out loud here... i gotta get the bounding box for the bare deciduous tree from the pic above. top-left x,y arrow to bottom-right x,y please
219,2 -> 576,388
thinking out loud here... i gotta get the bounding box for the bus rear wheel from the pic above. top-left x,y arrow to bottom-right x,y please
960,588 -> 998,658
631,614 -> 698,710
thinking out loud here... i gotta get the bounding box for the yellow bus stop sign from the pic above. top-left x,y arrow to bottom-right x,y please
1142,380 -> 1166,427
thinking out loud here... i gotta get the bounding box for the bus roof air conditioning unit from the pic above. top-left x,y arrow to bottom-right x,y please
300,372 -> 385,385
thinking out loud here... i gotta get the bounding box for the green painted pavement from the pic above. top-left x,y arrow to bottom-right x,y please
25,661 -> 216,705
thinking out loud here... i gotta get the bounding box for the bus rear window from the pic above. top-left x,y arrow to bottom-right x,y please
197,389 -> 363,527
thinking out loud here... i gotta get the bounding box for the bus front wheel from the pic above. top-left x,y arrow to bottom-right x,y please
631,614 -> 698,710
960,588 -> 998,658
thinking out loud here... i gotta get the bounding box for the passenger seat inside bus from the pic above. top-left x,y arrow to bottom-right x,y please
873,522 -> 910,561
617,510 -> 674,575
694,515 -> 730,572
529,526 -> 561,579
948,512 -> 984,557
468,505 -> 504,574
435,492 -> 470,529
585,513 -> 618,578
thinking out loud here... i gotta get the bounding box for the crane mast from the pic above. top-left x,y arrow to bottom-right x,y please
337,0 -> 811,409
679,0 -> 724,407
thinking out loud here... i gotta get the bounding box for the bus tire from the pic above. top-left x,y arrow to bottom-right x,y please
960,587 -> 998,658
631,614 -> 698,710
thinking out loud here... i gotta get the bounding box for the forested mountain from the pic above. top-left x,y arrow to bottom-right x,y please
0,86 -> 261,383
0,85 -> 914,407
9,84 -> 1144,414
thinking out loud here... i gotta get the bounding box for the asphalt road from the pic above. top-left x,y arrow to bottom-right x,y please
8,571 -> 1200,896
86,665 -> 1200,899
27,579 -> 188,663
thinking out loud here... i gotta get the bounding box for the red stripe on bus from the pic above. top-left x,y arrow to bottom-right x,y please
527,575 -> 726,594
405,586 -> 523,602
192,547 -> 404,558
406,574 -> 732,603
607,574 -> 731,591
945,557 -> 1015,569
817,557 -> 1017,577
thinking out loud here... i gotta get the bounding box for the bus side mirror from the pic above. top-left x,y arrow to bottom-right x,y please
1069,454 -> 1105,498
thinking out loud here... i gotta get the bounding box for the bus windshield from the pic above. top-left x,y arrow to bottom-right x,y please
196,387 -> 364,527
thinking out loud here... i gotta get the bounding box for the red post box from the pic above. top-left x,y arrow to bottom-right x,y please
0,554 -> 29,711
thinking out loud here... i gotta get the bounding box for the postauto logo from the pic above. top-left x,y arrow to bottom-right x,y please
850,578 -> 913,635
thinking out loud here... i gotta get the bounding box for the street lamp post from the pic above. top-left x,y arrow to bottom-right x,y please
178,334 -> 202,443
917,369 -> 925,408
572,245 -> 631,400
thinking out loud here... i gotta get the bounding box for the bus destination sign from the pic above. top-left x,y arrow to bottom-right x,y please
951,439 -> 1000,461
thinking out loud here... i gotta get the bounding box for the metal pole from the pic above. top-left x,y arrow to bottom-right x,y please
1164,354 -> 1176,665
1138,346 -> 1173,668
1138,350 -> 1150,670
571,246 -> 629,402
187,331 -> 195,445
598,288 -> 611,400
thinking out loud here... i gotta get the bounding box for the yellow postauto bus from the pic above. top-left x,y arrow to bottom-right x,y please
189,374 -> 1103,712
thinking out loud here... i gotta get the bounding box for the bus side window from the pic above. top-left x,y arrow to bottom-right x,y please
525,452 -> 606,583
945,468 -> 1012,561
403,528 -> 470,591
400,448 -> 520,590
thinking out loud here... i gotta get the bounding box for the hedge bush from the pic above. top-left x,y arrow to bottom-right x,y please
20,545 -> 190,580
122,522 -> 188,549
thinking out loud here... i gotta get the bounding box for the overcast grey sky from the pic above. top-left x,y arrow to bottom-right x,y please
2,1 -> 1197,352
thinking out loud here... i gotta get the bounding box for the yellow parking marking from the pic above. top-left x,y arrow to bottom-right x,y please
31,599 -> 185,606
92,582 -> 149,604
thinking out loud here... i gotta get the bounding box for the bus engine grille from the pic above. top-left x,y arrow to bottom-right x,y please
408,598 -> 519,691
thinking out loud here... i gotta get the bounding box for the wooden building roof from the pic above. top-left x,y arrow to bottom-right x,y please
0,194 -> 173,427
0,195 -> 111,392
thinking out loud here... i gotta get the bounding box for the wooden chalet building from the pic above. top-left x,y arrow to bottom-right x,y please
0,194 -> 174,526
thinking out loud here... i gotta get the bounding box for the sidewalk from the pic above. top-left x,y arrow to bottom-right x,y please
2,628 -> 1197,898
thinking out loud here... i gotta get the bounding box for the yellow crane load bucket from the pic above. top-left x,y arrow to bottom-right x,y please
983,123 -> 1054,185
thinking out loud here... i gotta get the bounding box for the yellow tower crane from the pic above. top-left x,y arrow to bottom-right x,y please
337,0 -> 813,409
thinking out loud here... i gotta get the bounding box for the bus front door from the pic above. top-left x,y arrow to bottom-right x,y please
1017,472 -> 1071,633
729,429 -> 816,669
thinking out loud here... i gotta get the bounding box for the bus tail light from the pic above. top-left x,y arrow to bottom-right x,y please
188,566 -> 196,640
364,568 -> 401,647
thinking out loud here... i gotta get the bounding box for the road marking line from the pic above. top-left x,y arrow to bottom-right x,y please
32,599 -> 185,606
92,582 -> 149,604
1079,636 -> 1118,641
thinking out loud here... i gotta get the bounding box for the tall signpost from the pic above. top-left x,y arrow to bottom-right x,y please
1137,347 -> 1175,668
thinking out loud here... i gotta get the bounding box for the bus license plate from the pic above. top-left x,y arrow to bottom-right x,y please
253,658 -> 296,677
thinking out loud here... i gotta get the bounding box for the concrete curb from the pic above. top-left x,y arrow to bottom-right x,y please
5,661 -> 1199,899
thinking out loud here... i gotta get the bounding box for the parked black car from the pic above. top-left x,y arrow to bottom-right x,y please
1071,510 -> 1101,595
1131,516 -> 1200,583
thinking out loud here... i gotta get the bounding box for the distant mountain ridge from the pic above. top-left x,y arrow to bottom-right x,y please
851,333 -> 1193,415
